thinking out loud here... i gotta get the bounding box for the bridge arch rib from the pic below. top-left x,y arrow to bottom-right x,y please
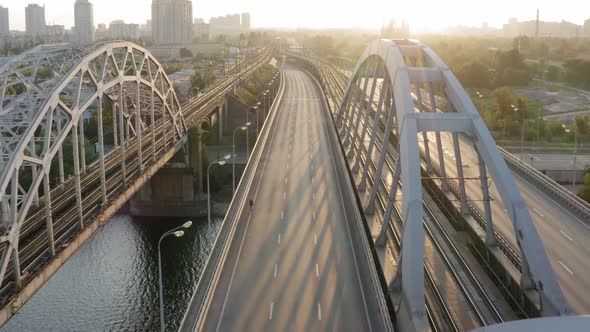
336,39 -> 570,331
0,42 -> 186,291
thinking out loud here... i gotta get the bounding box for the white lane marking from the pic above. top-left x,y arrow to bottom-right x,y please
314,233 -> 317,246
533,208 -> 544,217
311,177 -> 314,184
315,263 -> 319,277
283,192 -> 286,200
284,177 -> 288,184
216,215 -> 252,332
558,260 -> 574,275
560,230 -> 574,242
511,171 -> 590,231
281,210 -> 284,220
313,193 -> 316,200
313,211 -> 316,220
287,153 -> 290,159
269,302 -> 274,320
317,302 -> 322,321
286,164 -> 289,170
274,264 -> 278,277
278,233 -> 281,244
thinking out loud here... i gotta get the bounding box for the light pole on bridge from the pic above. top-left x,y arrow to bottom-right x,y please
233,122 -> 251,194
207,155 -> 231,230
158,221 -> 192,332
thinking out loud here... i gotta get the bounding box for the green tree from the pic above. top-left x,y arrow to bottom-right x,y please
546,65 -> 561,81
547,119 -> 565,137
563,59 -> 590,90
456,61 -> 490,88
179,48 -> 193,58
494,86 -> 516,122
578,166 -> 590,203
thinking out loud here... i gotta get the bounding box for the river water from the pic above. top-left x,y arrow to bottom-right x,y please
2,214 -> 222,332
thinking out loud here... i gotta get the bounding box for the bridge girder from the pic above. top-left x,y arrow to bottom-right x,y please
337,39 -> 570,331
0,42 -> 186,290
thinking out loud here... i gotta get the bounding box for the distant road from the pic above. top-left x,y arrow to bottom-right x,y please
512,152 -> 590,171
194,66 -> 391,331
422,133 -> 590,313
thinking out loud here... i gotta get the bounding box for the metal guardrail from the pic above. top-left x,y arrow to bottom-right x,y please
178,66 -> 286,332
499,146 -> 590,221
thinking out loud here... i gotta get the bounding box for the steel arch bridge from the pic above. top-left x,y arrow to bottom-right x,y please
332,39 -> 571,330
0,42 -> 186,293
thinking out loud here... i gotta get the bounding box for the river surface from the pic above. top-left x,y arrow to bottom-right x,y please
2,214 -> 222,332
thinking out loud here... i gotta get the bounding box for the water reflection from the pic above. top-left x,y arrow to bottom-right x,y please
2,214 -> 222,332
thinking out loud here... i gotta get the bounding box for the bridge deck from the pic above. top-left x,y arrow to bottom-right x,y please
187,67 -> 391,331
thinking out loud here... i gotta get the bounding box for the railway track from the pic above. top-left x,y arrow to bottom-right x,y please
0,49 -> 275,303
312,60 -> 507,329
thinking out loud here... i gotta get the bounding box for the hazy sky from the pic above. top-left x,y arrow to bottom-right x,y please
0,0 -> 588,32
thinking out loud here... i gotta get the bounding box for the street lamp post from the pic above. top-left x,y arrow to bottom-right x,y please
158,221 -> 192,332
232,122 -> 251,194
260,94 -> 267,136
207,155 -> 231,229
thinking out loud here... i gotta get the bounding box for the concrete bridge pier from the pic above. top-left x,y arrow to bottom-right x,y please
130,124 -> 210,218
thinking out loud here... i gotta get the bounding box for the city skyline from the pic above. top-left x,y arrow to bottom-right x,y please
0,0 -> 588,33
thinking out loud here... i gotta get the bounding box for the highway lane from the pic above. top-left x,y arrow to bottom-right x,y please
199,67 -> 391,331
421,132 -> 590,313
512,152 -> 590,171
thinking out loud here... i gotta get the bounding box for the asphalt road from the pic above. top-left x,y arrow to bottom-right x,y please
421,132 -> 590,313
198,67 -> 390,331
512,152 -> 590,171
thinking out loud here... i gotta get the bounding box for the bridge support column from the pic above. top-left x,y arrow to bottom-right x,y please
218,104 -> 224,142
452,133 -> 470,215
43,173 -> 56,257
336,74 -> 355,130
376,159 -> 400,247
340,74 -> 361,139
11,241 -> 21,289
98,96 -> 107,204
136,81 -> 144,173
190,125 -> 204,195
343,74 -> 367,147
353,71 -> 385,174
79,116 -> 86,173
416,87 -> 433,174
365,101 -> 396,215
348,61 -> 379,160
71,125 -> 84,229
358,79 -> 390,191
118,89 -> 127,185
57,111 -> 65,184
347,62 -> 375,158
476,147 -> 496,247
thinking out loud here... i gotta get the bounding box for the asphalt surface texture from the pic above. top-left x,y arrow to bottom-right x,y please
197,67 -> 391,331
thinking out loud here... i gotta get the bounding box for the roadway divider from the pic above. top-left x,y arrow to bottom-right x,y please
178,63 -> 286,332
498,147 -> 590,221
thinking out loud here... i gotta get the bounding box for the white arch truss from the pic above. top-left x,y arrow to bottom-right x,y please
337,39 -> 570,331
0,41 -> 186,291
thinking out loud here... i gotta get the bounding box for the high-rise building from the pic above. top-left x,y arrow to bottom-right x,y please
25,4 -> 46,36
152,0 -> 193,45
209,13 -> 251,39
241,13 -> 251,32
74,0 -> 95,44
584,19 -> 590,37
0,6 -> 9,36
110,20 -> 140,40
